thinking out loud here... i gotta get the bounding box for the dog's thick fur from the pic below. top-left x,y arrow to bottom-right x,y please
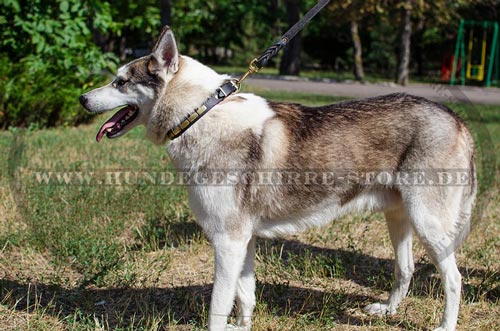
80,27 -> 477,331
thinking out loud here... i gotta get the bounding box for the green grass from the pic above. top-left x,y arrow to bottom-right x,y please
0,90 -> 498,330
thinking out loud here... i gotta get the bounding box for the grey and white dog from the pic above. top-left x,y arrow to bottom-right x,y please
80,27 -> 477,331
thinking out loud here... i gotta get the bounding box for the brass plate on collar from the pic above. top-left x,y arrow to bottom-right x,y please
196,105 -> 208,115
188,112 -> 199,123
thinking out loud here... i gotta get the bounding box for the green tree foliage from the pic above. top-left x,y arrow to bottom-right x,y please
0,0 -> 495,128
327,1 -> 389,81
89,0 -> 160,57
0,0 -> 118,128
171,0 -> 274,64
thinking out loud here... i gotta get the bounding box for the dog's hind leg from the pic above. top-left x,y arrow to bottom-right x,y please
365,206 -> 414,316
209,233 -> 253,331
403,190 -> 462,331
235,237 -> 256,330
428,253 -> 461,331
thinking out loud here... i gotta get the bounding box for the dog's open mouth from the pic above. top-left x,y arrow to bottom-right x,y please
96,105 -> 139,142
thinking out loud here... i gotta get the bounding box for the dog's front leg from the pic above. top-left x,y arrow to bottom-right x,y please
209,233 -> 252,331
235,237 -> 256,330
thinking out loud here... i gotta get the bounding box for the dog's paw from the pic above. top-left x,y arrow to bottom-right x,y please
432,327 -> 452,331
363,302 -> 396,316
225,324 -> 248,331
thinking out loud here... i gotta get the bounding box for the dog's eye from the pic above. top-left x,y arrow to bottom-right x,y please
114,78 -> 128,88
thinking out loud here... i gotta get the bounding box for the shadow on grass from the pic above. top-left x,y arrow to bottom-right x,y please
261,238 -> 500,303
1,238 -> 497,330
0,278 -> 423,330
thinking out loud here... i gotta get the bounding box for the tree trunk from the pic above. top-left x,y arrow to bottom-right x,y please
279,0 -> 301,76
160,0 -> 172,26
397,0 -> 413,85
350,20 -> 365,82
119,35 -> 127,61
415,18 -> 425,77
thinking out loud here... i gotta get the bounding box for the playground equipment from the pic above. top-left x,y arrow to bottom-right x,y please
451,20 -> 499,87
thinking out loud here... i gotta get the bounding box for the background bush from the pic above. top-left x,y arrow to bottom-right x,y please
0,0 -> 118,128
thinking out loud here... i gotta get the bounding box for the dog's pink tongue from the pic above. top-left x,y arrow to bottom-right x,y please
96,107 -> 129,143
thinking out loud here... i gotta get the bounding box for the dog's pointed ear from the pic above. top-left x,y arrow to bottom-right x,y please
150,26 -> 179,74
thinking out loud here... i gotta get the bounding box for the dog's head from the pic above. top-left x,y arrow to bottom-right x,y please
80,26 -> 180,142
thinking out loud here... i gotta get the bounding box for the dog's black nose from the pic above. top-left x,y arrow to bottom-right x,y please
79,94 -> 88,107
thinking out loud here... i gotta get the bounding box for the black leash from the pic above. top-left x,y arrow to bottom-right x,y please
166,0 -> 331,141
253,0 -> 331,71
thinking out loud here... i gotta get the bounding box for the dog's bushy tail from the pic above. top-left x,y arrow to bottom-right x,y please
453,127 -> 477,249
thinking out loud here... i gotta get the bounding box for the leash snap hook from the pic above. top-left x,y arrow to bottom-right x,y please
236,58 -> 260,89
